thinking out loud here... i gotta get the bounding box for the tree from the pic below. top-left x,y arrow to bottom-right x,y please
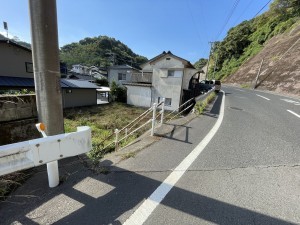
60,36 -> 148,69
110,81 -> 127,103
194,58 -> 208,70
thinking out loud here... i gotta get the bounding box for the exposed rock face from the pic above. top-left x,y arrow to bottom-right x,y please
226,24 -> 300,97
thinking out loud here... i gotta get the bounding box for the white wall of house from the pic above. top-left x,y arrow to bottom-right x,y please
182,68 -> 198,90
108,69 -> 132,86
142,56 -> 185,111
126,85 -> 152,108
62,89 -> 97,108
0,43 -> 33,78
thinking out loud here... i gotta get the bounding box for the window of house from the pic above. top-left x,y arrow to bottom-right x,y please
118,73 -> 126,81
165,98 -> 172,106
25,62 -> 33,73
158,97 -> 172,106
168,70 -> 175,77
167,70 -> 182,78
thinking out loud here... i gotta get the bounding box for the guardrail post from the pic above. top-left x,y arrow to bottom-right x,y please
151,103 -> 157,136
115,128 -> 119,151
36,123 -> 60,188
161,98 -> 165,124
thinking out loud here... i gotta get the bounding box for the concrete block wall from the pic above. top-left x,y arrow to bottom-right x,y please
0,95 -> 40,145
0,95 -> 37,122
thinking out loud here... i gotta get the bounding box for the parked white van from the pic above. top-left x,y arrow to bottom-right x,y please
215,80 -> 221,92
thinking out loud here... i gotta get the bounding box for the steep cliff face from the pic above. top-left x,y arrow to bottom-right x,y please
225,23 -> 300,97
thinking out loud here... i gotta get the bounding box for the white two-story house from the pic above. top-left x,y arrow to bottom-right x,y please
123,51 -> 199,111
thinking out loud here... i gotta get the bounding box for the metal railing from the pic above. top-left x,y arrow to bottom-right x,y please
131,72 -> 152,83
92,97 -> 197,153
165,98 -> 195,122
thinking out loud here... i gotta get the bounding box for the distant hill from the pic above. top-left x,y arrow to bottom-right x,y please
60,36 -> 148,69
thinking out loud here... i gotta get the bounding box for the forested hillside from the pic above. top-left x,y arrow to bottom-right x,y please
209,0 -> 300,82
60,36 -> 148,68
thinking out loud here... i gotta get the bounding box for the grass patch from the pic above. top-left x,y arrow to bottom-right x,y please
121,152 -> 137,160
64,102 -> 154,160
241,84 -> 251,89
194,92 -> 217,115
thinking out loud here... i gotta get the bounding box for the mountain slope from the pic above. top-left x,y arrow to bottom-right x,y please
225,22 -> 300,96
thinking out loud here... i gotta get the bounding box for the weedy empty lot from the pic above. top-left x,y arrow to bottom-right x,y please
64,102 -> 152,160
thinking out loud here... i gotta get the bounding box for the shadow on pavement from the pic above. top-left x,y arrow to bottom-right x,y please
0,159 -> 296,225
0,90 -> 296,225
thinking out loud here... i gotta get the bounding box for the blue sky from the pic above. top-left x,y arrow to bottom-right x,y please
0,0 -> 272,63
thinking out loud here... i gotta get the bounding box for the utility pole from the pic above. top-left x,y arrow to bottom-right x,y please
213,54 -> 218,80
29,0 -> 64,187
205,41 -> 215,80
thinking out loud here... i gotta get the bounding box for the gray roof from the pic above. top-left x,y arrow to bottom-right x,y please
141,51 -> 195,69
123,82 -> 152,87
0,76 -> 98,89
109,64 -> 140,71
0,76 -> 35,88
61,79 -> 99,89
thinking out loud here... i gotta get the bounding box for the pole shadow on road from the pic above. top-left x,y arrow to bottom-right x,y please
157,124 -> 193,144
0,157 -> 296,225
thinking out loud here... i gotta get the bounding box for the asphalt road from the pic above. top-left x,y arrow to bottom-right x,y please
1,86 -> 299,225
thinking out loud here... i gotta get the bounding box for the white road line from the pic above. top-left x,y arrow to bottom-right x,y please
123,91 -> 226,225
287,110 -> 300,119
256,94 -> 270,101
236,89 -> 245,92
281,99 -> 300,105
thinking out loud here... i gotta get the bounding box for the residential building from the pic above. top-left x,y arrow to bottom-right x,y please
123,51 -> 200,111
0,39 -> 100,108
108,65 -> 140,87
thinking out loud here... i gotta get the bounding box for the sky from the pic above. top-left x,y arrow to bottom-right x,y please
0,0 -> 272,64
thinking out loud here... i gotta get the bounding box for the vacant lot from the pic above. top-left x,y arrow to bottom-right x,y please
64,102 -> 152,159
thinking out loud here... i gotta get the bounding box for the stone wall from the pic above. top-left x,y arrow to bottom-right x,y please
0,95 -> 40,145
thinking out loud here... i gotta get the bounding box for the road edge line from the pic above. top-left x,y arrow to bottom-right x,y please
123,91 -> 226,225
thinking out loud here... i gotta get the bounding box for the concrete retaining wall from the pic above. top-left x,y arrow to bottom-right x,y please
0,95 -> 40,145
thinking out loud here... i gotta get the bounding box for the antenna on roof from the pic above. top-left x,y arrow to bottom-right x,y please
3,21 -> 8,39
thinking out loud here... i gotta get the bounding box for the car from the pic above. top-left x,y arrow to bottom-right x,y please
199,80 -> 211,92
214,80 -> 221,92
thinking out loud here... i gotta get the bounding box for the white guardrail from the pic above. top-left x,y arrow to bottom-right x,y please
0,126 -> 91,187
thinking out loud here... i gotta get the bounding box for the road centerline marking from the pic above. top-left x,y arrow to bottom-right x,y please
123,91 -> 226,225
256,94 -> 270,101
287,110 -> 300,119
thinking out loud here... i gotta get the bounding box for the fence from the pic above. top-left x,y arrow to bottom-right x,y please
131,72 -> 152,83
94,97 -> 197,153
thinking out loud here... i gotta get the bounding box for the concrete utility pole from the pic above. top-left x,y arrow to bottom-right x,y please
29,0 -> 64,188
28,0 -> 64,136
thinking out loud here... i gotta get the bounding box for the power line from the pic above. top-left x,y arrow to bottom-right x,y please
185,0 -> 207,57
232,0 -> 254,26
215,0 -> 241,40
253,0 -> 272,17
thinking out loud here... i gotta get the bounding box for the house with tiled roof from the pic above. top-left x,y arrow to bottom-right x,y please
123,51 -> 200,110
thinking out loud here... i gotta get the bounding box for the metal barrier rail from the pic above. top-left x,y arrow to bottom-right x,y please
0,126 -> 91,187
